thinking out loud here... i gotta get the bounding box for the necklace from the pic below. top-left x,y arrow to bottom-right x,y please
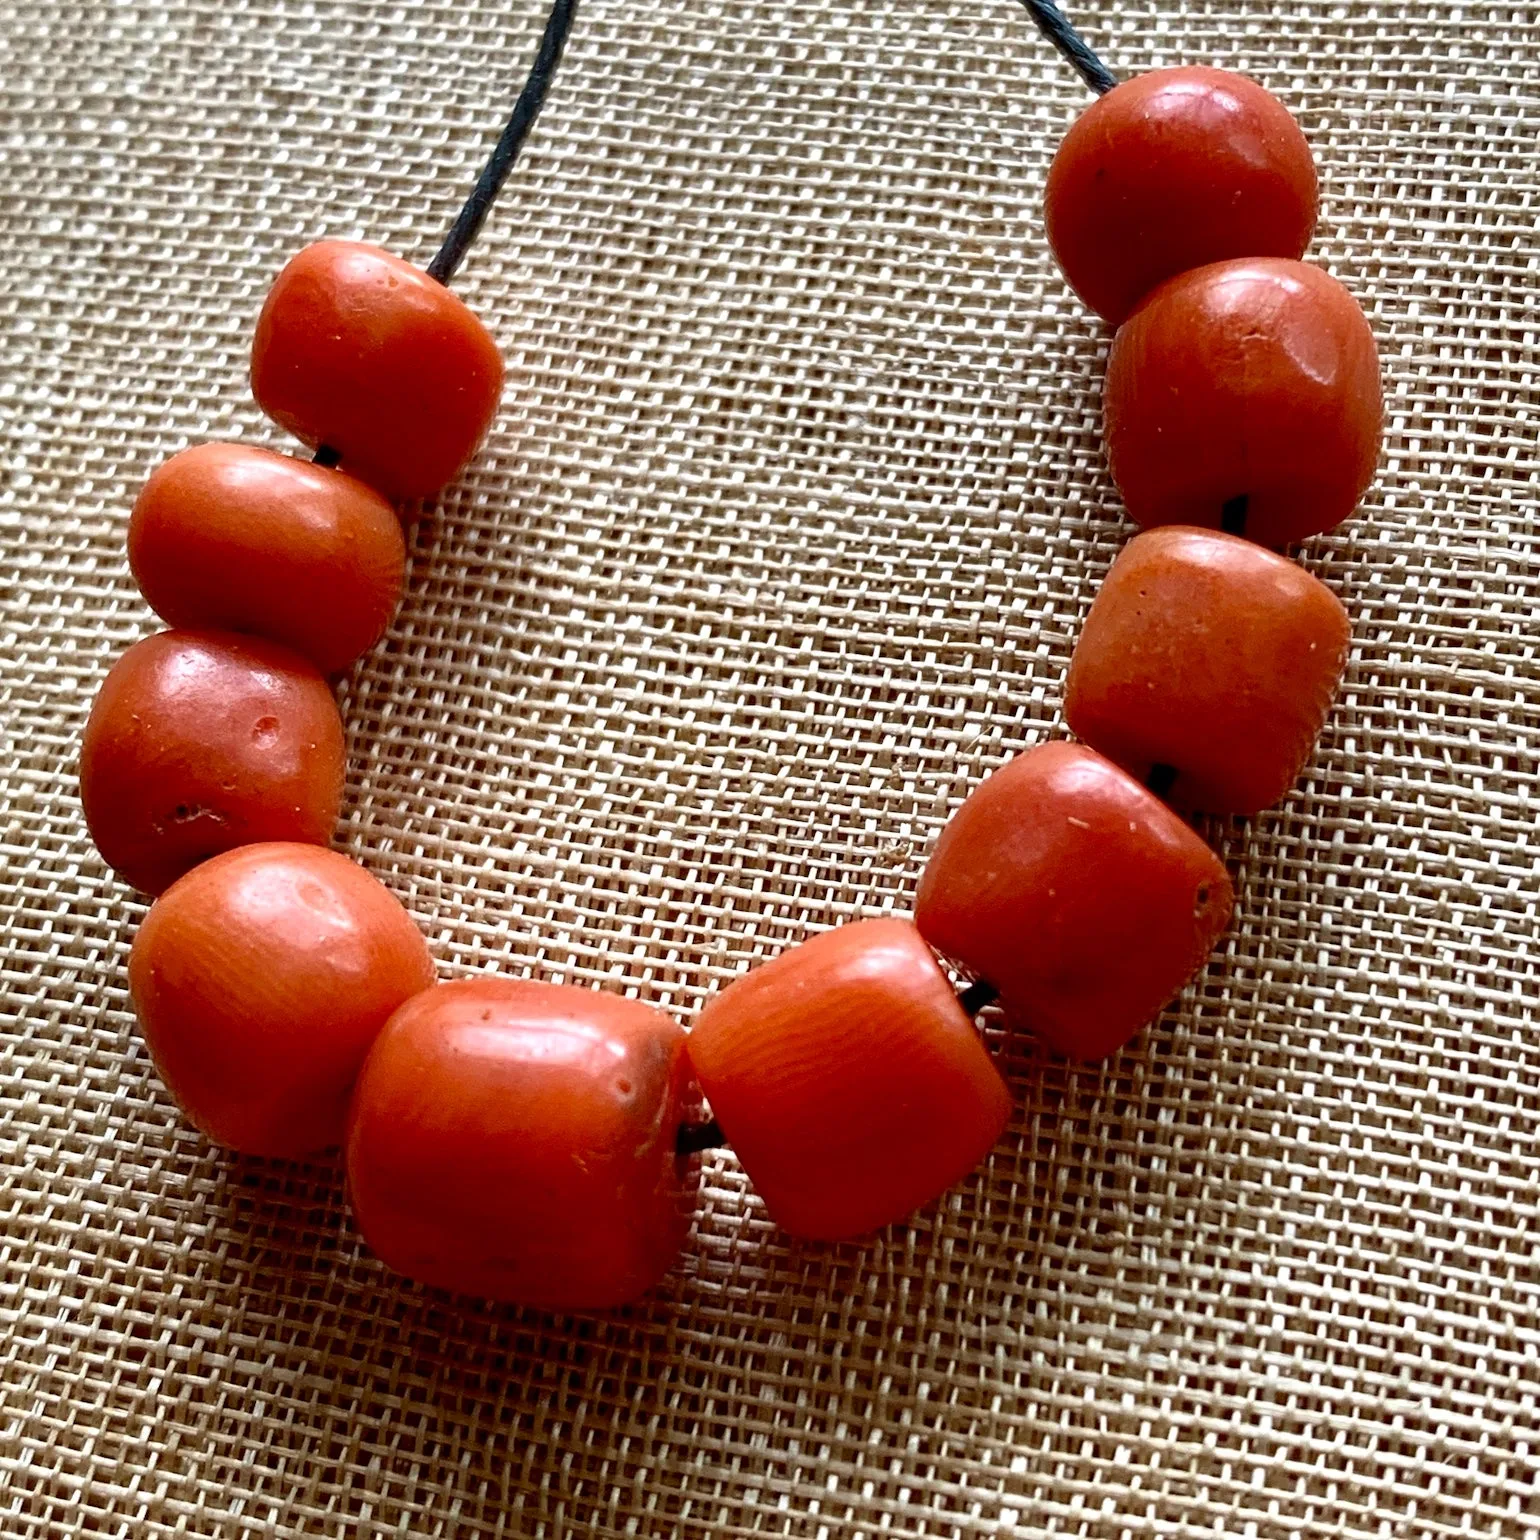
77,0 -> 1380,1310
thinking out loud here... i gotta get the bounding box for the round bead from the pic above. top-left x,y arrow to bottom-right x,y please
128,443 -> 406,676
1104,258 -> 1382,547
1065,527 -> 1351,814
686,918 -> 1011,1241
1044,66 -> 1318,327
915,742 -> 1232,1061
346,978 -> 699,1309
129,844 -> 435,1157
80,629 -> 346,896
251,241 -> 504,500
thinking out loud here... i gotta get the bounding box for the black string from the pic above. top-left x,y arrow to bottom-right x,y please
677,1118 -> 728,1156
426,0 -> 579,285
1220,494 -> 1250,536
958,977 -> 1000,1016
1014,0 -> 1118,95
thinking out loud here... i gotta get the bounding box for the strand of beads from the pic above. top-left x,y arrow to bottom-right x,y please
82,7 -> 1381,1310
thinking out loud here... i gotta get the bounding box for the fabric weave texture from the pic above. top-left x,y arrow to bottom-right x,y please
1,1 -> 1537,1536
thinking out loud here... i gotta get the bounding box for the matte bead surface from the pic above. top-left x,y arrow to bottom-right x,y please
251,241 -> 504,500
130,844 -> 436,1157
915,742 -> 1232,1061
80,629 -> 346,895
346,978 -> 699,1309
686,918 -> 1011,1241
1104,258 -> 1382,547
1045,67 -> 1317,326
129,443 -> 406,675
1064,527 -> 1351,814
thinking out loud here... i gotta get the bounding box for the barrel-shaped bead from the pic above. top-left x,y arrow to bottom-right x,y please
129,443 -> 406,675
1064,527 -> 1351,814
251,241 -> 504,500
1045,67 -> 1318,327
346,978 -> 700,1309
130,843 -> 436,1157
685,918 -> 1011,1241
1104,258 -> 1381,547
915,742 -> 1232,1061
79,629 -> 346,895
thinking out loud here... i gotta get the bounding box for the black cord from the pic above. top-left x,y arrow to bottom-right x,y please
1014,0 -> 1117,95
958,977 -> 1000,1016
426,0 -> 579,285
677,1118 -> 728,1156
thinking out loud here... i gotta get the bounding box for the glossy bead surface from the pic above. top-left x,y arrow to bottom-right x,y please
80,629 -> 346,896
1045,67 -> 1317,326
686,918 -> 1010,1241
251,241 -> 504,500
128,443 -> 406,675
130,844 -> 435,1157
346,978 -> 699,1309
1065,527 -> 1351,814
1105,258 -> 1382,547
915,742 -> 1232,1061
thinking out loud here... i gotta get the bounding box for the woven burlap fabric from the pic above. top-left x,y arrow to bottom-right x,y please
3,0 -> 1538,1534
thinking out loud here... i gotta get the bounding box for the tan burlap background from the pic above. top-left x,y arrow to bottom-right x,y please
3,0 -> 1539,1534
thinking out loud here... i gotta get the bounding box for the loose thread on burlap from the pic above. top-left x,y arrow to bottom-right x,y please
1015,0 -> 1117,95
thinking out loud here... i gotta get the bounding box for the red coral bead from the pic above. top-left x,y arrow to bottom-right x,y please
346,978 -> 700,1309
1044,66 -> 1317,327
251,241 -> 504,500
686,918 -> 1010,1241
1104,257 -> 1382,547
1065,527 -> 1351,814
128,443 -> 406,676
915,742 -> 1232,1061
130,844 -> 436,1157
79,629 -> 346,896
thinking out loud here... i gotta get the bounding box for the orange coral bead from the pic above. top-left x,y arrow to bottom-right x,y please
346,978 -> 700,1309
1065,527 -> 1351,814
128,443 -> 406,675
914,742 -> 1232,1061
1104,258 -> 1382,547
1045,67 -> 1317,327
251,241 -> 504,500
130,844 -> 436,1157
686,919 -> 1010,1241
79,629 -> 346,896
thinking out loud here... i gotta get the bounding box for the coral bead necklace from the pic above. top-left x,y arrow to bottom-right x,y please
81,0 -> 1381,1310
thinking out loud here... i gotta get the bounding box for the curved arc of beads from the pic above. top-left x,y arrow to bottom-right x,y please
82,1 -> 1381,1310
